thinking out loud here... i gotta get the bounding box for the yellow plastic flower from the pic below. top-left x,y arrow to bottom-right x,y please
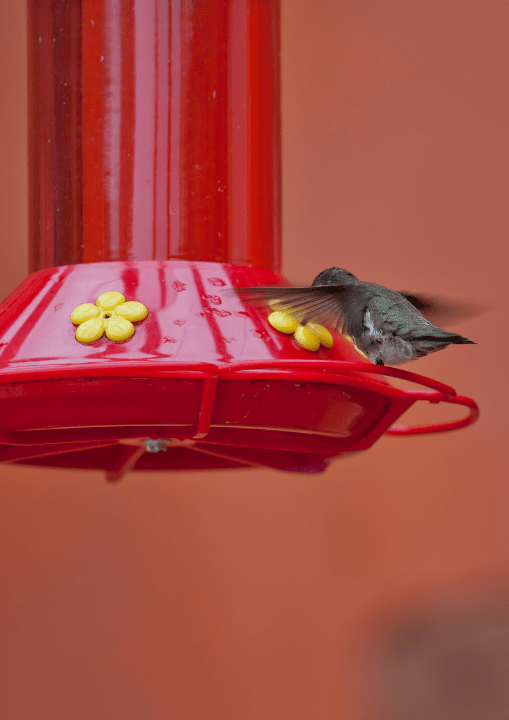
71,291 -> 148,343
267,307 -> 368,358
267,309 -> 333,353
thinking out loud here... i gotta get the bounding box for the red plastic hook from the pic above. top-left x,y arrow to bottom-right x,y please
386,395 -> 480,436
327,362 -> 480,436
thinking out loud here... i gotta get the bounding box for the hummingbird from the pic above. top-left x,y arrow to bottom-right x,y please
234,267 -> 476,366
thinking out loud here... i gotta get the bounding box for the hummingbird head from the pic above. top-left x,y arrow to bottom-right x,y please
311,267 -> 358,286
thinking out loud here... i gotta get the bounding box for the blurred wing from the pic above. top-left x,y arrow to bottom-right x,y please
230,285 -> 354,331
398,292 -> 488,327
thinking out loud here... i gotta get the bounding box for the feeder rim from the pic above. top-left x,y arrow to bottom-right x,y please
0,359 -> 479,438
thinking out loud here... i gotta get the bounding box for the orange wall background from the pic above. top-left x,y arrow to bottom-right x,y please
1,1 -> 508,718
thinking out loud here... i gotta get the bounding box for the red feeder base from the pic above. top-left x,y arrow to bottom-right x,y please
0,261 -> 479,478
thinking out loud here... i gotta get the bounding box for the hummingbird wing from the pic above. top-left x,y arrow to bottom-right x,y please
397,292 -> 487,327
230,285 -> 365,335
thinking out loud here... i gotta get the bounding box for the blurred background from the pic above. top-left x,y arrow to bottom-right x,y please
0,1 -> 508,718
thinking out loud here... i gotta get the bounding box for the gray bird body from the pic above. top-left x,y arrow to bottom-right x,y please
235,267 -> 475,365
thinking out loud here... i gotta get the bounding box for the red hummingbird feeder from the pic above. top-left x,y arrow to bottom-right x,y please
0,0 -> 478,480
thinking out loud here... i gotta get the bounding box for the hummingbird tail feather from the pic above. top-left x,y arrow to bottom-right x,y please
449,336 -> 476,345
413,329 -> 475,345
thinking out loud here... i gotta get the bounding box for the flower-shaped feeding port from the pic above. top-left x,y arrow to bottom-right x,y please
71,291 -> 148,343
266,300 -> 368,358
